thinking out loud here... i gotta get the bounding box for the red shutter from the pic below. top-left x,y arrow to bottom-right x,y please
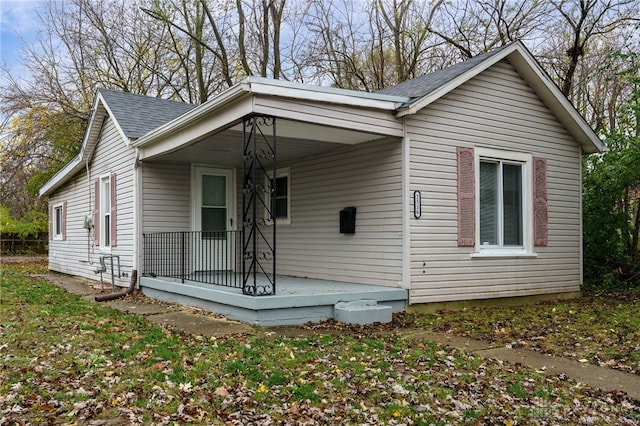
457,147 -> 475,246
110,173 -> 117,247
94,179 -> 100,246
533,157 -> 548,246
48,205 -> 53,240
61,201 -> 67,241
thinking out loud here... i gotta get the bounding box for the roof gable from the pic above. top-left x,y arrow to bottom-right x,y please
98,89 -> 196,141
40,90 -> 196,196
382,41 -> 603,154
377,44 -> 511,100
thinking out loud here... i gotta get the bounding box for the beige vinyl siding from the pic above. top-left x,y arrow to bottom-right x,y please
140,162 -> 193,277
48,116 -> 135,286
274,138 -> 403,286
141,162 -> 191,233
409,59 -> 582,304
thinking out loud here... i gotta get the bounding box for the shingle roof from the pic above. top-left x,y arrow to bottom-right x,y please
98,89 -> 197,140
376,44 -> 512,101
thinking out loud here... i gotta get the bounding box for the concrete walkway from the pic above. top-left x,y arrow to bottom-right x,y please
45,272 -> 640,401
406,331 -> 640,400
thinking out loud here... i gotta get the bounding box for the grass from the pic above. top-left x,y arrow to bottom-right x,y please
413,292 -> 640,374
1,259 -> 639,425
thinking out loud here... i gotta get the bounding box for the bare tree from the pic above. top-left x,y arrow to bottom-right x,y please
425,0 -> 549,60
0,0 -> 179,218
547,0 -> 640,97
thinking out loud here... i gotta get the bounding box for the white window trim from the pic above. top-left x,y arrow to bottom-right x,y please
266,167 -> 291,225
99,174 -> 111,252
53,202 -> 64,240
473,148 -> 534,258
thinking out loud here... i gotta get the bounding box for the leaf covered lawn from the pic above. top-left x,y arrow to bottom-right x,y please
414,293 -> 640,375
1,261 -> 639,425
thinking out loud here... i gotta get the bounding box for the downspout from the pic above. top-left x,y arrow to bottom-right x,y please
86,157 -> 94,265
95,269 -> 137,302
133,147 -> 142,278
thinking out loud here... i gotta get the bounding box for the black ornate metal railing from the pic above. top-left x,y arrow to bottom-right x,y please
142,230 -> 241,288
242,114 -> 277,296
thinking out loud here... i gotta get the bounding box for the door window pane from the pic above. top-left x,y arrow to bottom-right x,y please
479,161 -> 498,245
202,175 -> 226,207
202,207 -> 226,232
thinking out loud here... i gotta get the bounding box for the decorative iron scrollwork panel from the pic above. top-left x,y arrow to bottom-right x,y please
241,115 -> 276,296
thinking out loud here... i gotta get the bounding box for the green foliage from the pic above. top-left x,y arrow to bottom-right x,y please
0,205 -> 48,237
583,67 -> 640,290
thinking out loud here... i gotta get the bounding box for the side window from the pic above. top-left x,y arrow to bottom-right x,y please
476,148 -> 532,255
479,160 -> 523,247
53,203 -> 64,240
94,173 -> 117,249
100,175 -> 111,247
457,146 -> 540,256
267,169 -> 290,224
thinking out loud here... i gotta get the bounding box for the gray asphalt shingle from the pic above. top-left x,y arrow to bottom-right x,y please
377,44 -> 512,100
98,89 -> 197,140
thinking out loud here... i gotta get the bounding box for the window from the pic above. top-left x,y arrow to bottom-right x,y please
94,173 -> 116,249
267,169 -> 290,224
476,148 -> 532,255
457,147 -> 542,257
52,202 -> 65,240
479,160 -> 523,247
201,173 -> 228,240
100,176 -> 111,247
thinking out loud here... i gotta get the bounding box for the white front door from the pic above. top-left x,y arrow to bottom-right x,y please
192,166 -> 235,271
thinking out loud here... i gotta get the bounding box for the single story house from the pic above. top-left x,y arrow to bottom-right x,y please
40,41 -> 603,325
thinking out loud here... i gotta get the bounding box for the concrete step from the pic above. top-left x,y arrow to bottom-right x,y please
333,299 -> 393,325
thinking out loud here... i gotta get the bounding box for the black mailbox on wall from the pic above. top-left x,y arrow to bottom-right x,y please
340,207 -> 356,234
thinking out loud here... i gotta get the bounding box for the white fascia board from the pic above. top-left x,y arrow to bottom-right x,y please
96,91 -> 131,146
133,78 -> 408,154
245,76 -> 409,110
132,83 -> 249,149
38,154 -> 83,197
507,50 -> 605,154
39,94 -> 106,197
397,41 -> 604,154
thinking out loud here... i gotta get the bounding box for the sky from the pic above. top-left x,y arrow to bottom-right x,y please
0,0 -> 46,78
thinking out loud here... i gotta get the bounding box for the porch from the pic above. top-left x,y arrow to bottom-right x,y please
136,80 -> 409,325
141,229 -> 407,325
139,274 -> 407,326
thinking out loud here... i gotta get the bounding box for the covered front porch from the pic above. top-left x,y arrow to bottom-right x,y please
135,78 -> 409,324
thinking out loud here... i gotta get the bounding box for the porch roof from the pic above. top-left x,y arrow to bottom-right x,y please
132,77 -> 410,162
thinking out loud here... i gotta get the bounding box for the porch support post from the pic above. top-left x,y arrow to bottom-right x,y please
241,114 -> 277,296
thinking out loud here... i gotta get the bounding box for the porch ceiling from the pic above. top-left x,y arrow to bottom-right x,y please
142,118 -> 389,166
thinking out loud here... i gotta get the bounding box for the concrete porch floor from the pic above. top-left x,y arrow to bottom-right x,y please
140,274 -> 408,326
